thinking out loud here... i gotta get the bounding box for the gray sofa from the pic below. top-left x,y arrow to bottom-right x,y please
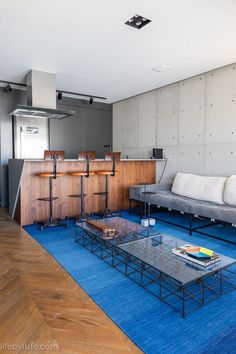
129,178 -> 236,244
130,183 -> 236,225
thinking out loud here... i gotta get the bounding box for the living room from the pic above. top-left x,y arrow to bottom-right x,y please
0,1 -> 236,353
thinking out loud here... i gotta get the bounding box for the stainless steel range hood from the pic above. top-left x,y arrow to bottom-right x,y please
11,104 -> 75,119
9,70 -> 75,119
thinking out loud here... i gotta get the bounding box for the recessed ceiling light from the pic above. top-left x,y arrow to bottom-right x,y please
152,64 -> 172,73
125,14 -> 151,29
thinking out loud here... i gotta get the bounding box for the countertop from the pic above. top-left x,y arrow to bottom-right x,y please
11,158 -> 166,162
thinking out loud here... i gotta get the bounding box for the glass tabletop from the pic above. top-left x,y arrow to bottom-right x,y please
118,234 -> 236,285
77,217 -> 161,246
76,217 -> 236,285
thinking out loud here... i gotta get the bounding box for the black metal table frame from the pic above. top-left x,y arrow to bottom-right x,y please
75,226 -> 236,317
129,199 -> 236,245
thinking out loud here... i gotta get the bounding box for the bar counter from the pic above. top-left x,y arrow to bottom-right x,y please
9,158 -> 157,225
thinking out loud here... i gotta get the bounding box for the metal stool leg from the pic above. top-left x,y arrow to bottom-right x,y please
105,175 -> 109,214
102,175 -> 120,218
148,202 -> 151,221
40,177 -> 67,231
80,175 -> 84,216
75,175 -> 94,222
49,176 -> 53,223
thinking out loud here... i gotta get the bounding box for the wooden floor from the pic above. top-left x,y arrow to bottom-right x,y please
0,209 -> 141,353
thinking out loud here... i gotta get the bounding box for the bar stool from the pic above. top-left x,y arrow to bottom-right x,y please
36,150 -> 66,231
94,152 -> 121,217
67,151 -> 96,221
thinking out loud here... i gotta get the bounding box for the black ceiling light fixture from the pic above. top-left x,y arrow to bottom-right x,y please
89,97 -> 93,105
5,84 -> 12,93
125,14 -> 151,29
57,91 -> 63,100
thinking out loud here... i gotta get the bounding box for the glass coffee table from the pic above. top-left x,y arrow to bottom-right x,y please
75,217 -> 236,317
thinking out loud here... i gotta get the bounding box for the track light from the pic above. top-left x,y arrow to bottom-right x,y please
89,97 -> 93,105
5,84 -> 12,93
57,91 -> 63,100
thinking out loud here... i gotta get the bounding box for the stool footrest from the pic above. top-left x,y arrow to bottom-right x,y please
69,194 -> 87,198
37,197 -> 58,202
94,192 -> 109,196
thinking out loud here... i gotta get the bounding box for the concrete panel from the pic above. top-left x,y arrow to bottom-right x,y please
122,97 -> 138,148
156,160 -> 169,184
156,84 -> 178,146
205,144 -> 236,176
112,146 -> 121,152
160,146 -> 178,183
113,102 -> 124,148
138,91 -> 156,147
179,75 -> 205,145
120,147 -> 138,159
205,64 -> 236,144
178,145 -> 204,175
112,62 -> 236,180
138,146 -> 153,159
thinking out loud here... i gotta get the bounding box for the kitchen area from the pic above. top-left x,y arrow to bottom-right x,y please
4,70 -> 162,225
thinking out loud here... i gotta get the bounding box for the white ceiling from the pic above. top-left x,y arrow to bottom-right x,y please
0,0 -> 236,103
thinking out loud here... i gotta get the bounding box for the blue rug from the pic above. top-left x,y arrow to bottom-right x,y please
24,212 -> 236,354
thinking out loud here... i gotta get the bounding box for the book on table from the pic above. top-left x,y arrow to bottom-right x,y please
172,244 -> 221,267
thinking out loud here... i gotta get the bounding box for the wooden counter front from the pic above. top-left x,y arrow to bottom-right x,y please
10,159 -> 156,225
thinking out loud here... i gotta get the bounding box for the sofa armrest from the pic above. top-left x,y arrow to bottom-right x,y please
129,183 -> 171,200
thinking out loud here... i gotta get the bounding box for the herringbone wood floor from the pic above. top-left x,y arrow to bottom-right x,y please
0,209 -> 141,353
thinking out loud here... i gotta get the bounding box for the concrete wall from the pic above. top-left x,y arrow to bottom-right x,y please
113,62 -> 236,182
0,91 -> 112,206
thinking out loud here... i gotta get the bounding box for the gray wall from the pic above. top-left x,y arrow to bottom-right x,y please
0,91 -> 112,206
50,97 -> 112,158
0,88 -> 26,207
113,62 -> 236,183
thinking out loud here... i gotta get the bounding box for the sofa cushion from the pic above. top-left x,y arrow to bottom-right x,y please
224,175 -> 236,206
171,172 -> 227,205
187,198 -> 236,224
150,191 -> 192,213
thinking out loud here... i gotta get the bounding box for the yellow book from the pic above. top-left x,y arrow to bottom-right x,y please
200,247 -> 213,257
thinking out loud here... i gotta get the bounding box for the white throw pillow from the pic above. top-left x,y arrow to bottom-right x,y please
223,175 -> 236,206
171,172 -> 227,205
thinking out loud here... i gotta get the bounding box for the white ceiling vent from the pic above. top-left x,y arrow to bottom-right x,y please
152,64 -> 172,73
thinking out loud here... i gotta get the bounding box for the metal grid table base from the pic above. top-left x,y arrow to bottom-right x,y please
75,227 -> 236,317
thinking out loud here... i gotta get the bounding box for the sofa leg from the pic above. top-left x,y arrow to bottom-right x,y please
143,202 -> 147,218
189,214 -> 193,236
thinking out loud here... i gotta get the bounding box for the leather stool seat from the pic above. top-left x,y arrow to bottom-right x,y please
36,172 -> 65,178
96,170 -> 118,175
68,171 -> 95,177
